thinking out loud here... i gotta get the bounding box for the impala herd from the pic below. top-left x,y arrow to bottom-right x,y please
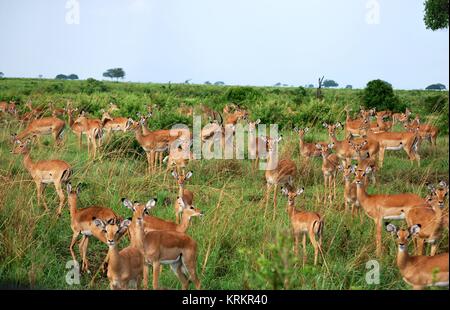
1,99 -> 448,290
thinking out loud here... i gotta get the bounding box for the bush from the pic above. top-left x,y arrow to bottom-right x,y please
81,78 -> 109,94
362,79 -> 405,112
225,86 -> 262,103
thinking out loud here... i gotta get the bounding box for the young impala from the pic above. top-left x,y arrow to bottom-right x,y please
262,136 -> 297,220
316,143 -> 340,203
74,111 -> 104,158
163,140 -> 193,176
127,199 -> 201,290
281,186 -> 323,266
94,218 -> 144,290
66,107 -> 84,148
348,140 -> 377,185
294,127 -> 326,160
405,182 -> 448,256
122,197 -> 202,236
339,165 -> 359,216
343,106 -> 372,137
403,116 -> 438,148
172,170 -> 194,224
248,119 -> 269,170
323,122 -> 354,167
385,223 -> 449,290
354,167 -> 427,256
12,139 -> 72,216
101,110 -> 133,140
67,183 -> 119,273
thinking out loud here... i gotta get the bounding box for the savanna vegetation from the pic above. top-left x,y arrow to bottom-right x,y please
0,78 -> 448,289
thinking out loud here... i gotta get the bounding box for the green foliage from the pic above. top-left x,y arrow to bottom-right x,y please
363,79 -> 405,112
103,68 -> 125,81
224,86 -> 262,104
345,85 -> 353,89
81,78 -> 109,94
424,0 -> 449,30
0,72 -> 4,78
55,74 -> 68,80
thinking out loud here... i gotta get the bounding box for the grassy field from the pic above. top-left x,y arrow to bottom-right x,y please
0,78 -> 448,290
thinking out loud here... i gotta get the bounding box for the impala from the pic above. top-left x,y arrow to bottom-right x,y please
12,115 -> 66,146
339,165 -> 359,216
392,108 -> 411,125
248,119 -> 269,170
316,143 -> 340,203
127,198 -> 201,290
122,197 -> 202,236
323,122 -> 355,166
281,187 -> 323,265
66,107 -> 84,148
0,100 -> 17,116
262,136 -> 297,220
294,127 -> 326,160
348,139 -> 377,185
385,223 -> 449,290
101,110 -> 133,140
25,100 -> 45,119
172,170 -> 194,224
74,111 -> 103,158
405,182 -> 448,256
94,218 -> 144,290
360,125 -> 421,167
66,183 -> 119,273
12,139 -> 72,216
163,140 -> 193,176
403,116 -> 438,148
354,167 -> 426,256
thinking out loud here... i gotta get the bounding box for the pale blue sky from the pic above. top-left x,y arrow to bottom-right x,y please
0,0 -> 448,89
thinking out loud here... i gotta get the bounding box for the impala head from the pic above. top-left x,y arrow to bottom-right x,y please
262,136 -> 282,153
340,165 -> 356,179
66,182 -> 82,201
281,186 -> 304,206
322,122 -> 342,137
172,170 -> 193,187
11,138 -> 31,154
349,140 -> 368,156
376,111 -> 391,119
108,102 -> 119,112
354,167 -> 371,185
177,197 -> 204,218
398,112 -> 410,124
385,223 -> 421,252
234,108 -> 249,121
122,198 -> 157,224
248,119 -> 261,133
315,143 -> 334,158
428,182 -> 449,208
94,218 -> 131,247
295,127 -> 309,138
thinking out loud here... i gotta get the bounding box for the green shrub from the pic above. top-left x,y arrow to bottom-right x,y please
225,86 -> 263,103
81,78 -> 109,94
363,79 -> 405,112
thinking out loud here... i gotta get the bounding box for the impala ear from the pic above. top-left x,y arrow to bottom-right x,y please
337,165 -> 344,171
185,171 -> 193,179
410,224 -> 421,236
276,136 -> 282,143
350,165 -> 356,173
281,187 -> 289,196
304,127 -> 309,133
76,183 -> 82,195
171,170 -> 178,179
296,187 -> 305,195
122,198 -> 134,210
145,198 -> 157,210
328,143 -> 334,149
94,218 -> 106,230
255,119 -> 261,124
66,182 -> 72,194
322,122 -> 328,128
335,122 -> 342,128
293,126 -> 299,132
385,222 -> 397,234
315,143 -> 322,150
426,182 -> 436,193
365,166 -> 372,174
118,219 -> 132,234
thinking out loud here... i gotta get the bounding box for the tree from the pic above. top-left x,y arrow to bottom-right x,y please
426,83 -> 447,90
67,74 -> 79,80
214,81 -> 225,86
0,72 -> 4,78
424,0 -> 449,30
103,68 -> 125,82
274,82 -> 282,87
323,79 -> 339,88
55,74 -> 68,80
345,85 -> 353,89
363,79 -> 405,112
184,79 -> 192,84
38,74 -> 43,79
204,81 -> 211,85
316,76 -> 324,99
307,84 -> 314,88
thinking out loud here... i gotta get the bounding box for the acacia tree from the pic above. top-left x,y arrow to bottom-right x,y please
424,0 -> 449,30
323,79 -> 339,88
103,68 -> 125,82
0,72 -> 4,78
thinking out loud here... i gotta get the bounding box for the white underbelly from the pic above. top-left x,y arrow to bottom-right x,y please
386,145 -> 403,151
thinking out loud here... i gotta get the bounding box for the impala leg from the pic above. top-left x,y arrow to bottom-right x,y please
302,233 -> 307,266
171,263 -> 189,290
416,238 -> 425,256
54,182 -> 65,217
375,218 -> 382,257
430,243 -> 438,256
36,181 -> 48,211
272,184 -> 278,221
183,254 -> 201,290
146,152 -> 152,174
77,133 -> 82,149
69,231 -> 80,264
294,233 -> 299,256
264,183 -> 271,219
152,261 -> 161,290
332,174 -> 337,200
143,264 -> 149,290
378,147 -> 385,168
309,229 -> 319,266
